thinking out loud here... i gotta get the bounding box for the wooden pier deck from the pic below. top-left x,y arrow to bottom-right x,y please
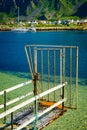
5,105 -> 66,129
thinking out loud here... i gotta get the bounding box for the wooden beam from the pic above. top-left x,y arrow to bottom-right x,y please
0,82 -> 67,119
16,98 -> 66,130
0,80 -> 32,96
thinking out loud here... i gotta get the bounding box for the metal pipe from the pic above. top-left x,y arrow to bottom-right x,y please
34,47 -> 37,73
48,50 -> 50,101
60,49 -> 62,84
60,49 -> 63,100
34,47 -> 38,130
33,73 -> 38,130
41,49 -> 43,93
54,50 -> 56,101
76,47 -> 78,109
62,48 -> 66,83
62,86 -> 64,109
29,46 -> 34,74
25,45 -> 78,49
69,48 -> 72,108
25,46 -> 33,79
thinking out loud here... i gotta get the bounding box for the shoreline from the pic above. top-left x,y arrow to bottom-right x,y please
0,26 -> 87,31
36,26 -> 87,31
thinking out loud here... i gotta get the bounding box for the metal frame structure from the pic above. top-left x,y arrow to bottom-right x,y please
25,45 -> 78,129
0,45 -> 78,130
25,45 -> 78,108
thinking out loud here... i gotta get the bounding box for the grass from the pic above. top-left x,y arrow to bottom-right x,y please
0,71 -> 33,122
0,71 -> 87,130
44,85 -> 87,130
0,71 -> 28,90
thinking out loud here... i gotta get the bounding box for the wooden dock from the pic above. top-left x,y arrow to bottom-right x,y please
5,105 -> 66,130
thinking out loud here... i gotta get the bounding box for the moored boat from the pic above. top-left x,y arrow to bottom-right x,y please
29,25 -> 36,32
12,27 -> 28,32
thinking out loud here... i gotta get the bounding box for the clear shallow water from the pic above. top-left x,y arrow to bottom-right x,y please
0,31 -> 87,79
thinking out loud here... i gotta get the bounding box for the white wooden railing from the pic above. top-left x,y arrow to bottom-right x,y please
0,82 -> 67,129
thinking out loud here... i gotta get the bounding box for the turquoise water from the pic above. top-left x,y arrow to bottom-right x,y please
0,31 -> 87,79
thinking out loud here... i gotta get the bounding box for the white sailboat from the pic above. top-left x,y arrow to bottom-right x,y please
12,27 -> 28,32
12,7 -> 28,32
29,25 -> 36,32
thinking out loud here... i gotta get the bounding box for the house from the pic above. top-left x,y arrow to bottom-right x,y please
77,19 -> 87,26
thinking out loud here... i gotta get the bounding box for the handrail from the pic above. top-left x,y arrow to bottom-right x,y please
0,80 -> 32,96
0,91 -> 33,109
0,82 -> 67,119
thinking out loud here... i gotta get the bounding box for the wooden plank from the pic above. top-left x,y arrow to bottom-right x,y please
36,109 -> 62,129
16,101 -> 63,127
39,101 -> 62,109
16,98 -> 66,130
0,80 -> 32,96
0,92 -> 33,109
0,82 -> 67,119
7,107 -> 34,124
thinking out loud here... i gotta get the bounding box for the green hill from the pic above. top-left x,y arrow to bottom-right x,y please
0,0 -> 87,20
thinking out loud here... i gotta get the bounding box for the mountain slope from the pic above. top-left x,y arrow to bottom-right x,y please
0,0 -> 87,20
74,1 -> 87,18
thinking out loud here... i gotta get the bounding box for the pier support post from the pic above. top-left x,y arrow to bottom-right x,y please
62,85 -> 64,110
4,91 -> 6,123
11,112 -> 13,130
33,73 -> 38,130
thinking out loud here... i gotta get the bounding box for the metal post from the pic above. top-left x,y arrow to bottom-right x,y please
41,49 -> 43,94
48,50 -> 50,101
62,48 -> 66,83
34,47 -> 37,73
62,86 -> 64,110
76,47 -> 78,109
60,49 -> 62,84
70,48 -> 72,108
4,91 -> 6,123
54,50 -> 56,101
60,49 -> 63,101
11,112 -> 13,130
25,46 -> 33,79
62,48 -> 65,109
33,73 -> 38,130
33,73 -> 38,95
29,46 -> 34,73
34,47 -> 38,130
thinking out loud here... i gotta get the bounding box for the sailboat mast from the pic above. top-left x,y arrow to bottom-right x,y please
18,7 -> 19,23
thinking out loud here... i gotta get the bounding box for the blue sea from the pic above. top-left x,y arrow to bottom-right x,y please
0,31 -> 87,80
